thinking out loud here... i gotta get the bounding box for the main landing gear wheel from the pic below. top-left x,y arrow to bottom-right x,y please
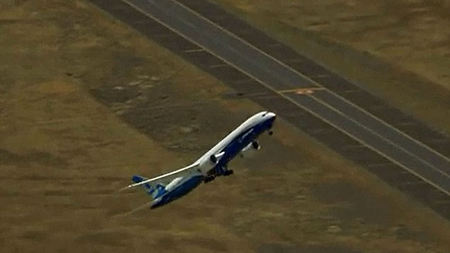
223,170 -> 234,176
204,175 -> 215,183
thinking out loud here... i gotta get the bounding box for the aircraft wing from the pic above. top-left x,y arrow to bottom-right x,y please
121,162 -> 201,191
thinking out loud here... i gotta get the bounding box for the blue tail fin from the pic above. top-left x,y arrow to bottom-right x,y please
132,175 -> 154,195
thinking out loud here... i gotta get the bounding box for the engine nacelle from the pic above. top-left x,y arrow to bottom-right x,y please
210,154 -> 217,164
240,141 -> 260,157
199,152 -> 224,169
251,141 -> 260,150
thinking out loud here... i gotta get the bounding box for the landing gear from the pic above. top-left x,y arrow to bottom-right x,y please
203,175 -> 215,183
223,169 -> 234,176
204,167 -> 233,183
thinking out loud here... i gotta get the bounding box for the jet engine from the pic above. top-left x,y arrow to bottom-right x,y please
209,154 -> 218,164
240,141 -> 260,157
199,151 -> 224,168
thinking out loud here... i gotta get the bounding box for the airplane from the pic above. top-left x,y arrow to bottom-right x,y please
122,111 -> 277,209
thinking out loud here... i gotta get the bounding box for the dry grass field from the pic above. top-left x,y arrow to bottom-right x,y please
0,0 -> 449,252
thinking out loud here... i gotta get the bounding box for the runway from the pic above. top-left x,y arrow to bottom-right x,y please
88,0 -> 450,218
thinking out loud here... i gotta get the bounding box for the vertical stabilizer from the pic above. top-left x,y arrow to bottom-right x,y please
132,175 -> 154,195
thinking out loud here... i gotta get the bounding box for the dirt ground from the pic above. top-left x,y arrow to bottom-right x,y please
0,0 -> 449,252
212,0 -> 450,134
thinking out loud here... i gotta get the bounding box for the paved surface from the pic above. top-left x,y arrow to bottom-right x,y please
87,0 -> 450,219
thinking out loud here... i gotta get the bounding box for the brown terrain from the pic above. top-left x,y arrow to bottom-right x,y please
0,0 -> 449,252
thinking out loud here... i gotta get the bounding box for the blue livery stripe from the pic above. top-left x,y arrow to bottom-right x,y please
132,175 -> 154,194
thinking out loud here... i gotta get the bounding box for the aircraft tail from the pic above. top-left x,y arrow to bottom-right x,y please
132,175 -> 154,195
131,175 -> 166,199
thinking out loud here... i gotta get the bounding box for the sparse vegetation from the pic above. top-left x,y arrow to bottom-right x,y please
0,0 -> 448,252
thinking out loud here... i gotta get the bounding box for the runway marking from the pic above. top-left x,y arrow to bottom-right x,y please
278,87 -> 324,95
398,181 -> 428,186
119,0 -> 450,196
399,169 -> 413,174
308,92 -> 450,179
222,90 -> 274,99
170,0 -> 450,164
312,74 -> 330,78
343,89 -> 361,93
184,48 -> 204,53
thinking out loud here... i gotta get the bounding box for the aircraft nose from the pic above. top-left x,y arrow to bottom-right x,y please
268,112 -> 277,120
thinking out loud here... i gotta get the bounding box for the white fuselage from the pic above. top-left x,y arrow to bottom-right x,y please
143,111 -> 276,209
194,111 -> 276,174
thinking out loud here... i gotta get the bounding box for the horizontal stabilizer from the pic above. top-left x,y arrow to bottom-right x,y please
132,175 -> 153,195
132,175 -> 146,183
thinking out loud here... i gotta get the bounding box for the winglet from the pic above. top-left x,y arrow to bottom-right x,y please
118,175 -> 151,192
